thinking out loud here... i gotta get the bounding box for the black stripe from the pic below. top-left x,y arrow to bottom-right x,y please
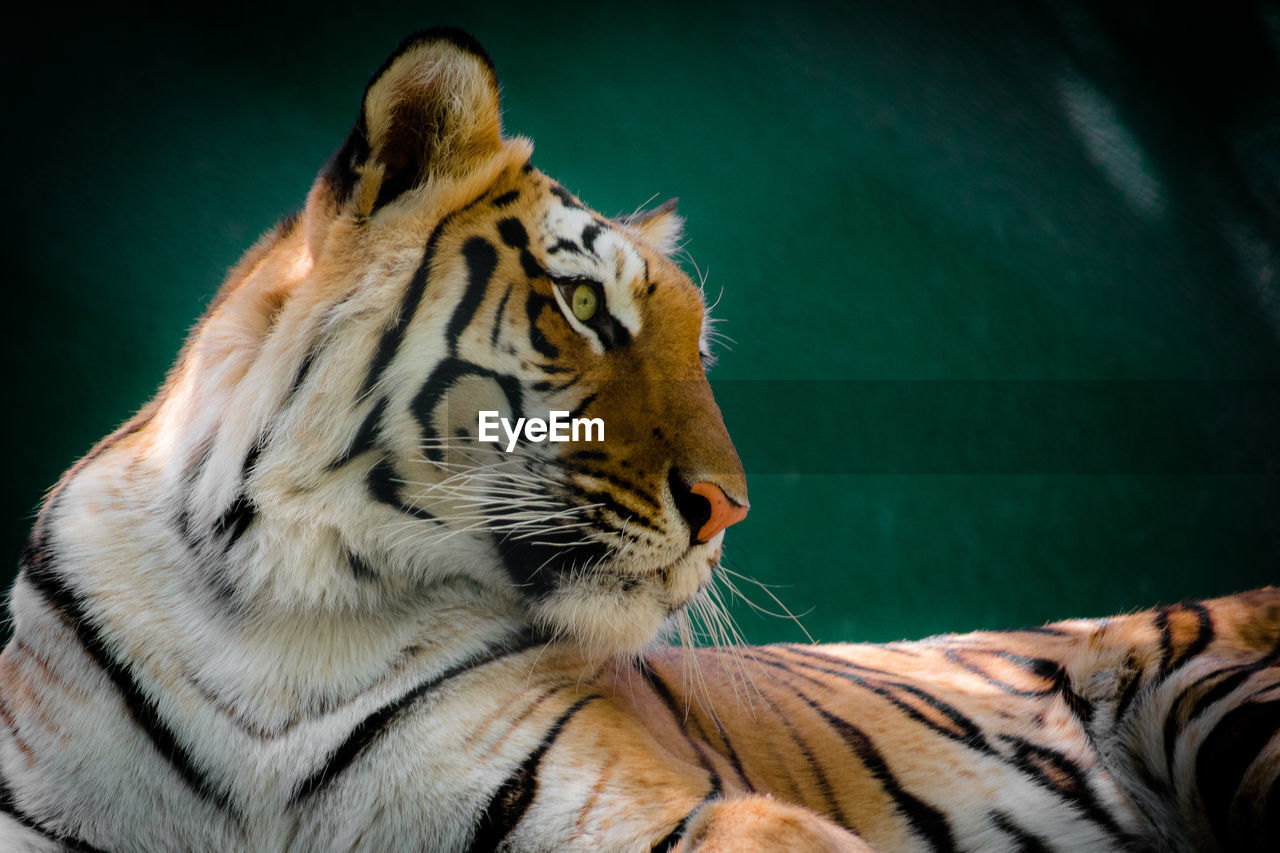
174,436 -> 216,553
213,440 -> 261,549
1195,699 -> 1280,847
174,506 -> 200,554
241,438 -> 264,480
993,651 -> 1061,683
20,545 -> 237,817
1157,601 -> 1215,678
581,223 -> 602,254
291,633 -> 539,804
277,209 -> 302,238
650,791 -> 720,853
1188,637 -> 1280,723
206,441 -> 266,552
1152,603 -> 1221,775
739,681 -> 851,830
548,184 -> 582,209
578,490 -> 661,532
1008,625 -> 1071,636
493,514 -> 610,598
531,363 -> 575,375
524,291 -> 560,360
1160,653 -> 1275,778
989,810 -> 1051,853
212,494 -> 255,549
942,649 -> 1057,698
1053,663 -> 1095,727
777,644 -> 912,679
533,377 -> 580,396
707,713 -> 753,793
640,664 -> 687,722
409,358 -> 524,464
740,654 -> 830,697
997,734 -> 1133,843
359,199 -> 477,396
568,391 -> 598,421
0,773 -> 109,853
800,695 -> 956,852
1113,655 -> 1145,724
491,189 -> 520,208
329,396 -> 387,471
762,643 -> 1119,838
639,666 -> 723,797
287,339 -> 321,401
650,815 -> 691,853
763,648 -> 993,752
346,550 -> 377,582
973,649 -> 1094,727
465,693 -> 601,851
561,463 -> 658,510
547,238 -> 582,255
496,217 -> 528,249
655,654 -> 753,792
365,457 -> 435,520
1189,669 -> 1255,720
944,647 -> 1093,727
518,244 -> 544,280
596,311 -> 631,349
447,238 -> 499,352
491,284 -> 513,347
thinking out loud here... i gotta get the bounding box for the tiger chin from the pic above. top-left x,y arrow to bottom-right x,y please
3,27 -> 1279,853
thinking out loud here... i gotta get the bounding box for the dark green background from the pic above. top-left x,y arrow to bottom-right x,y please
3,2 -> 1277,644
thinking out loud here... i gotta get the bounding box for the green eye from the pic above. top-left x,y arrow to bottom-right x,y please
571,284 -> 599,321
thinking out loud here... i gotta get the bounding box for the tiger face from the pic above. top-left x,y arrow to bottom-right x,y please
182,30 -> 747,660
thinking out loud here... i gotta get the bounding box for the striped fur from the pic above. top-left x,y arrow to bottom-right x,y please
2,29 -> 1277,852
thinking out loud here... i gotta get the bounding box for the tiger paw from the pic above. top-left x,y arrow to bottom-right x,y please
672,795 -> 877,852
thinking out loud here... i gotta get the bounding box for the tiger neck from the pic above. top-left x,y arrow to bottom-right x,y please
35,446 -> 533,733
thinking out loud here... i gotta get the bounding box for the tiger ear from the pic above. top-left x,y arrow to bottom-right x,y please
616,198 -> 685,256
321,28 -> 503,216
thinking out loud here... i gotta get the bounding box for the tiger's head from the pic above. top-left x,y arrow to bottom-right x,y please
136,29 -> 746,661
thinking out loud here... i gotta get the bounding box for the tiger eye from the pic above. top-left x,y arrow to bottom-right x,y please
572,284 -> 599,321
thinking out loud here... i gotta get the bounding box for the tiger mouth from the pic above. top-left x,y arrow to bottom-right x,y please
494,519 -> 711,606
493,522 -> 611,598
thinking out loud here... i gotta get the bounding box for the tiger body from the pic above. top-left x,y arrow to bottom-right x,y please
5,575 -> 1278,851
1,29 -> 1276,852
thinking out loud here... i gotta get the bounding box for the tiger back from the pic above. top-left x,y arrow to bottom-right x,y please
1,29 -> 1276,852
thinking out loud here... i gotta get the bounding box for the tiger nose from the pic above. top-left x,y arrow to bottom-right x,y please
669,471 -> 749,544
690,482 -> 749,542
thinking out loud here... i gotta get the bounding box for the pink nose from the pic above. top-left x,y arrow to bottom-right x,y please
689,482 -> 749,543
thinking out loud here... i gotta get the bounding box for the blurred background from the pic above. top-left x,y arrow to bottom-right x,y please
2,0 -> 1277,644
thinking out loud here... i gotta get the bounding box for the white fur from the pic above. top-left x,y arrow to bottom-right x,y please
540,202 -> 647,342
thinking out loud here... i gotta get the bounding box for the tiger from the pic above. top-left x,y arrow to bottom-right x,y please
1,27 -> 1276,852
